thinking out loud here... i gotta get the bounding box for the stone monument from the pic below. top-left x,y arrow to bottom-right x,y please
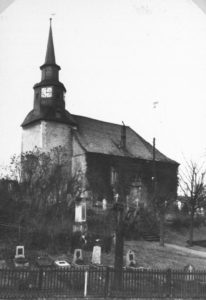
184,264 -> 195,281
15,246 -> 25,259
73,248 -> 84,265
91,245 -> 101,265
126,249 -> 136,267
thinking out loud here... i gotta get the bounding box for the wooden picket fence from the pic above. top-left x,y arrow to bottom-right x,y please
0,266 -> 206,298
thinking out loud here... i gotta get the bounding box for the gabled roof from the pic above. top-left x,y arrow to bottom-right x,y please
72,115 -> 178,164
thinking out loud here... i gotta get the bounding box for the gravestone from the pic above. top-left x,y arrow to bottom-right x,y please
15,246 -> 25,259
14,245 -> 29,267
126,249 -> 136,267
112,233 -> 116,247
184,264 -> 195,281
91,245 -> 101,265
102,199 -> 107,210
73,248 -> 84,264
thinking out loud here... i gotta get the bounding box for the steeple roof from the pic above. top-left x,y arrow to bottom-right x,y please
45,19 -> 56,65
22,19 -> 71,128
40,19 -> 60,70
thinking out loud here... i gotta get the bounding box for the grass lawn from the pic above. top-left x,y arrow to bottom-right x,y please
166,225 -> 206,248
78,239 -> 206,270
124,240 -> 206,269
4,225 -> 206,271
97,226 -> 206,270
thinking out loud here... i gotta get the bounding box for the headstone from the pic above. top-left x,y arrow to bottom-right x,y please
73,248 -> 83,264
126,249 -> 136,267
92,246 -> 101,265
15,246 -> 25,259
112,233 -> 116,247
184,264 -> 195,281
114,193 -> 119,203
102,199 -> 107,210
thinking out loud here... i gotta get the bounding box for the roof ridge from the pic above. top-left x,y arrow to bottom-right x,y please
72,114 -> 128,128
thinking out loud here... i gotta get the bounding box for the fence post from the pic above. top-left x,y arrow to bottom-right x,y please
38,268 -> 43,291
166,268 -> 172,297
84,270 -> 88,297
104,267 -> 110,298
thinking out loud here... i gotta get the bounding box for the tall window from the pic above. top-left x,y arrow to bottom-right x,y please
110,167 -> 118,186
81,201 -> 86,221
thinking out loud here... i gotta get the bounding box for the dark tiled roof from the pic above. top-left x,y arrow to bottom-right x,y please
72,115 -> 178,164
33,80 -> 66,91
21,108 -> 77,127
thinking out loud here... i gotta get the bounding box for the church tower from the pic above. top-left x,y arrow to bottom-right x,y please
21,20 -> 76,158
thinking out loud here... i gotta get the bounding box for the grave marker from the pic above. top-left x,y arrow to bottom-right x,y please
73,248 -> 83,264
184,264 -> 195,281
92,245 -> 101,265
126,249 -> 136,267
102,199 -> 107,210
15,246 -> 25,259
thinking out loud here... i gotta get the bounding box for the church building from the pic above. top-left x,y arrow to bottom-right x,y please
21,21 -> 178,224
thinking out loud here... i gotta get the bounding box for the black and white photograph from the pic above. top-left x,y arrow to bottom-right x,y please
1,0 -> 206,299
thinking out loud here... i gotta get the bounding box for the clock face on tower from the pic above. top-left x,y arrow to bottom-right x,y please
41,87 -> 53,98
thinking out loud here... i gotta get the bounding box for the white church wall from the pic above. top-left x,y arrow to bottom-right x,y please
21,122 -> 41,152
44,121 -> 72,152
22,121 -> 73,153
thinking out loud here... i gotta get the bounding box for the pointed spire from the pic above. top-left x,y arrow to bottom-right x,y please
45,18 -> 56,65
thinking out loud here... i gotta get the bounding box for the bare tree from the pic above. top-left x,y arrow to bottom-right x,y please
179,161 -> 206,246
0,147 -> 83,250
7,146 -> 73,208
153,189 -> 174,247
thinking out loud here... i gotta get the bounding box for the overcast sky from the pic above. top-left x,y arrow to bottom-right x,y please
1,0 -> 206,169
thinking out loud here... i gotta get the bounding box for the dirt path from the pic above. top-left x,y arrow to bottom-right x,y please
166,243 -> 206,258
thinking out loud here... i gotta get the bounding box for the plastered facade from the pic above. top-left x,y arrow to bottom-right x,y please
22,120 -> 72,154
21,122 -> 42,152
43,121 -> 72,152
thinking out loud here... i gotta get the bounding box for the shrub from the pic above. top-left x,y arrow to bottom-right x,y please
27,231 -> 51,250
55,231 -> 71,251
169,213 -> 205,230
124,207 -> 159,240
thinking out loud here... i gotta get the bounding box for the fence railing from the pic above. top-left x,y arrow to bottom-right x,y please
0,267 -> 205,298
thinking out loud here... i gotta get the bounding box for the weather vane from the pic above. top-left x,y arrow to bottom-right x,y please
153,101 -> 159,109
50,13 -> 56,24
